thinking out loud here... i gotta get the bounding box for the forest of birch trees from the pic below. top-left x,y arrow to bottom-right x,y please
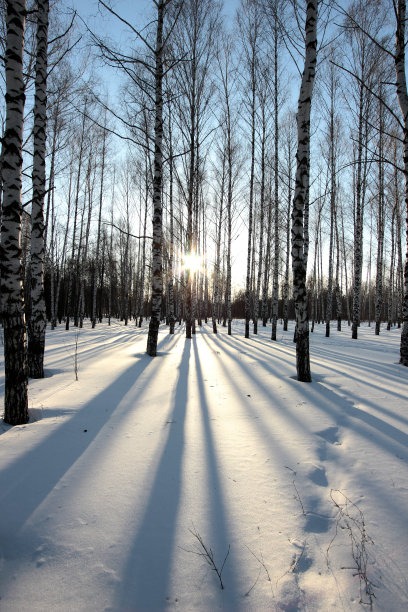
0,0 -> 407,422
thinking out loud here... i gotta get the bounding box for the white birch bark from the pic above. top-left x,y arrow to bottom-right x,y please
325,82 -> 335,338
226,127 -> 233,336
0,0 -> 28,423
291,0 -> 317,382
244,57 -> 256,339
335,214 -> 342,331
261,180 -> 272,327
351,75 -> 366,339
79,159 -> 94,328
283,124 -> 293,331
271,20 -> 279,341
91,126 -> 106,328
375,92 -> 385,335
65,109 -> 86,330
388,206 -> 396,330
167,105 -> 175,334
240,1 -> 259,339
138,138 -> 150,327
28,0 -> 49,378
146,0 -> 165,355
254,103 -> 266,336
394,0 -> 408,364
212,153 -> 225,334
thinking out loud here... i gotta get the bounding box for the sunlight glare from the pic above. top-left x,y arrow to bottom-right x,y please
182,252 -> 202,275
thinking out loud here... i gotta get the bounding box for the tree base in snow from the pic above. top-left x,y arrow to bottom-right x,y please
28,334 -> 45,378
146,319 -> 159,356
296,330 -> 312,382
400,321 -> 408,365
3,314 -> 29,424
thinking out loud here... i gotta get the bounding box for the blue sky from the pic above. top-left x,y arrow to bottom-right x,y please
70,0 -> 242,42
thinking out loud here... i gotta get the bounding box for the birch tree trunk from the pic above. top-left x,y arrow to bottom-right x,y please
335,212 -> 342,331
351,66 -> 369,339
311,197 -> 323,333
92,126 -> 106,328
226,136 -> 233,336
253,107 -> 265,336
240,1 -> 259,339
108,198 -> 114,325
261,178 -> 272,327
146,0 -> 165,356
167,103 -> 175,334
341,211 -> 351,325
79,159 -> 94,328
375,91 -> 385,335
325,125 -> 335,336
65,108 -> 86,330
28,0 -> 49,378
203,202 -> 208,323
282,120 -> 294,332
394,0 -> 408,364
388,205 -> 396,330
212,152 -> 225,334
291,0 -> 317,382
271,20 -> 279,341
139,146 -> 150,327
1,0 -> 28,424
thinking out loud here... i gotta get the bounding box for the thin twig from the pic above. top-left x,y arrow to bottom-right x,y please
180,526 -> 230,590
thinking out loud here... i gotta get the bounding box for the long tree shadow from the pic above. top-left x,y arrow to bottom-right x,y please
200,331 -> 301,478
0,332 -> 175,568
203,328 -> 408,467
310,378 -> 408,459
219,329 -> 408,428
299,378 -> 408,526
192,336 -> 241,606
114,339 -> 191,612
202,328 -> 408,535
45,325 -> 150,366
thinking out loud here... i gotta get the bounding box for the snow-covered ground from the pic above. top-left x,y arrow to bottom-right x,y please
0,319 -> 407,611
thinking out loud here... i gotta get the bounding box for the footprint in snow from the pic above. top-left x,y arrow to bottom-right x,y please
316,426 -> 340,445
316,426 -> 341,461
308,465 -> 328,487
304,512 -> 331,534
297,463 -> 328,488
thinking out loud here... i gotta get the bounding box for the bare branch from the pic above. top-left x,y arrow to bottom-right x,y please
98,0 -> 155,54
103,221 -> 153,240
331,60 -> 404,131
48,11 -> 76,46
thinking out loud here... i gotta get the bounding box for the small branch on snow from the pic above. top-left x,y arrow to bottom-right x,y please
180,525 -> 230,590
327,489 -> 377,609
292,479 -> 306,516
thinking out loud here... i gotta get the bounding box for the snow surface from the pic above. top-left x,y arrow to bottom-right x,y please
0,319 -> 407,612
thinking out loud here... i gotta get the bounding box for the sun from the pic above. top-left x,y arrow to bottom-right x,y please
182,252 -> 202,275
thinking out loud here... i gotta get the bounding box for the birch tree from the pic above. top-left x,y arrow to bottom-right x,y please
146,0 -> 167,355
28,0 -> 49,378
0,0 -> 28,424
375,87 -> 385,335
323,56 -> 340,338
238,0 -> 262,339
211,147 -> 225,334
217,37 -> 238,336
281,112 -> 296,332
393,0 -> 408,364
91,123 -> 107,328
271,19 -> 280,342
291,0 -> 317,382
